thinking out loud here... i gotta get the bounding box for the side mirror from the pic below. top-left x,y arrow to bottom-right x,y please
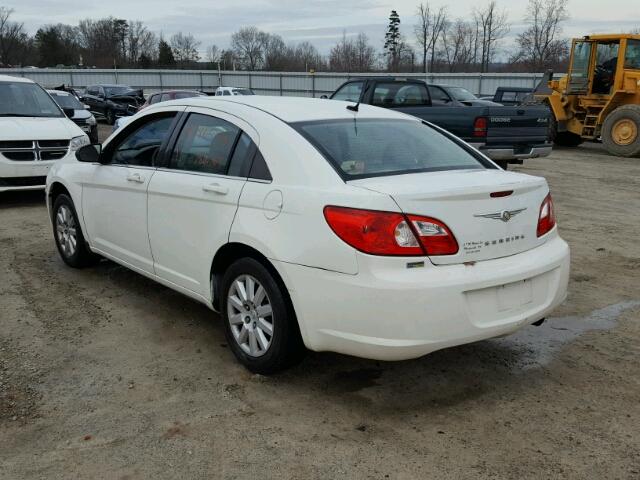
63,108 -> 75,118
320,95 -> 328,99
76,144 -> 102,163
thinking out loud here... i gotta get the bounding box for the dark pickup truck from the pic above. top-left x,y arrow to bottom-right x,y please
81,84 -> 145,125
328,77 -> 552,168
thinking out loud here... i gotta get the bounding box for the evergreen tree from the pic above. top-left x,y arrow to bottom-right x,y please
157,38 -> 175,67
384,10 -> 401,71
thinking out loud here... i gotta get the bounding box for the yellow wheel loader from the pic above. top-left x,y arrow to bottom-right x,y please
535,34 -> 640,157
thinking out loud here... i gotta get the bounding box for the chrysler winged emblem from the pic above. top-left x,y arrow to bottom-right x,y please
474,208 -> 526,222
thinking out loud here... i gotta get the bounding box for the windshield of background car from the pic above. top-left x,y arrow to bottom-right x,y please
447,87 -> 478,101
234,89 -> 255,95
0,82 -> 63,117
105,86 -> 135,96
293,118 -> 487,179
50,92 -> 83,110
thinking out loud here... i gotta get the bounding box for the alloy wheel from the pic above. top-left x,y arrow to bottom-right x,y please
227,274 -> 274,357
56,205 -> 77,258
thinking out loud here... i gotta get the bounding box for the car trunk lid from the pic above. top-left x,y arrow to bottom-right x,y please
349,169 -> 549,265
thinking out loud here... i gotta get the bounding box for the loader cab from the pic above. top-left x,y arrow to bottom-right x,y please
567,36 -> 640,96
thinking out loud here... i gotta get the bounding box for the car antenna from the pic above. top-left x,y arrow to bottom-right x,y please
346,83 -> 370,112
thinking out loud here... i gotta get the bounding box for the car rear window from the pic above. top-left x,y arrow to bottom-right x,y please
292,118 -> 488,179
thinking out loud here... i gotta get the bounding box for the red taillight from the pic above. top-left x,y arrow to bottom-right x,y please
536,193 -> 556,237
473,117 -> 488,137
323,206 -> 458,257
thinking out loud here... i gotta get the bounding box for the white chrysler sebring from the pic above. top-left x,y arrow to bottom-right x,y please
46,96 -> 570,373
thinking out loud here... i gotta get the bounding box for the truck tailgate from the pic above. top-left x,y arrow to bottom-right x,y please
486,106 -> 550,142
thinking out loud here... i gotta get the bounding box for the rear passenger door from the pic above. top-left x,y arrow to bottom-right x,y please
147,107 -> 259,297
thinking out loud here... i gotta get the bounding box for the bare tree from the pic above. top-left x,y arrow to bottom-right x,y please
415,3 -> 448,73
511,0 -> 569,71
231,26 -> 264,70
126,21 -> 156,66
292,41 -> 325,71
170,32 -> 200,65
0,7 -> 30,66
474,1 -> 510,72
329,32 -> 376,72
262,33 -> 289,71
441,19 -> 478,72
206,44 -> 220,66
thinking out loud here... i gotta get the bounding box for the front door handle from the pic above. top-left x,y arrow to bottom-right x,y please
126,173 -> 145,183
202,183 -> 229,195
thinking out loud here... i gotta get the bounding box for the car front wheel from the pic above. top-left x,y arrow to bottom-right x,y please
221,258 -> 305,374
52,194 -> 100,268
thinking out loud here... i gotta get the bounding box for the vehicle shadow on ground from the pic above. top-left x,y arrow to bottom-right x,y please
84,256 -> 554,412
0,191 -> 46,209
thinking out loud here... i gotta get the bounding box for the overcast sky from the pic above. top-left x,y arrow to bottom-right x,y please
4,0 -> 640,55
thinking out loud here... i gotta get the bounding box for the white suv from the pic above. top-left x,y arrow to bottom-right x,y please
215,87 -> 255,96
0,75 -> 89,192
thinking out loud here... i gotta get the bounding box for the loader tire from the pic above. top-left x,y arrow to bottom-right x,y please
601,105 -> 640,158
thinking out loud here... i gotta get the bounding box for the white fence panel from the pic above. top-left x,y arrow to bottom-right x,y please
0,68 -> 554,97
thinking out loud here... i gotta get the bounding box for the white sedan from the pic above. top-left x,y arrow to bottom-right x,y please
46,96 -> 570,374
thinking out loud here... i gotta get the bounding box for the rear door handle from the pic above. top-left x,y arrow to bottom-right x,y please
202,183 -> 229,195
126,173 -> 145,183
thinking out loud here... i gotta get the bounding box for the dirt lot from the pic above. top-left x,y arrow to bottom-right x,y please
1,138 -> 639,479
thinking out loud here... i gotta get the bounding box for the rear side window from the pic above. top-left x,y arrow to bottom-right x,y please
332,82 -> 363,102
373,83 -> 429,107
170,113 -> 240,175
160,93 -> 172,102
428,86 -> 450,103
149,94 -> 160,104
293,118 -> 486,180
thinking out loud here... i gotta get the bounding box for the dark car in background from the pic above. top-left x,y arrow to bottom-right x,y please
427,84 -> 501,106
481,87 -> 534,106
139,89 -> 206,111
47,90 -> 98,143
81,84 -> 144,125
329,77 -> 552,168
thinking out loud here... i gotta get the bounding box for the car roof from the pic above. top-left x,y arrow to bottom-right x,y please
157,95 -> 413,123
0,75 -> 34,83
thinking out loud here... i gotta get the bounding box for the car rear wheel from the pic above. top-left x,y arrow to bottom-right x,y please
602,105 -> 640,157
221,258 -> 305,374
52,194 -> 100,268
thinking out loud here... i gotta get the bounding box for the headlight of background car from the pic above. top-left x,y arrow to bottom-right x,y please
87,115 -> 97,126
70,135 -> 91,151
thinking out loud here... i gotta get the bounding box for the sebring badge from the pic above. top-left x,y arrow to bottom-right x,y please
474,208 -> 526,222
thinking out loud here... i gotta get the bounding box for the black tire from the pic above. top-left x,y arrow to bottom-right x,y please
601,105 -> 640,157
220,258 -> 305,374
105,109 -> 115,125
550,116 -> 583,147
89,126 -> 99,144
52,194 -> 100,268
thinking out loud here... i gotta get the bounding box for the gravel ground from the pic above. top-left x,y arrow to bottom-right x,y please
1,137 -> 639,479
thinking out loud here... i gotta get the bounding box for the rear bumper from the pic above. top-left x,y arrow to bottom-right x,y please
470,143 -> 553,162
277,234 -> 570,361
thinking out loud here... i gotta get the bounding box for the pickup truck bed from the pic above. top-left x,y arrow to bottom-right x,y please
329,77 -> 552,167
